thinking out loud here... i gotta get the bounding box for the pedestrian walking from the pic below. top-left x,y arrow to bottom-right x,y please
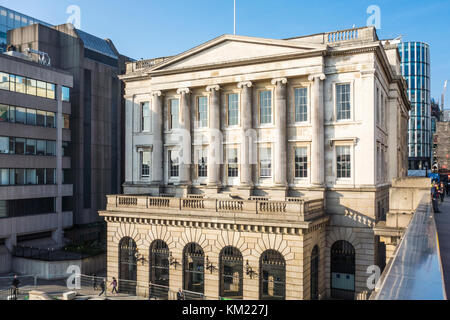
177,288 -> 184,300
11,275 -> 20,300
111,277 -> 119,294
432,182 -> 440,213
98,278 -> 106,296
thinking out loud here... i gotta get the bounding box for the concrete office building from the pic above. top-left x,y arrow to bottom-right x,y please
100,26 -> 410,300
0,5 -> 51,53
9,23 -> 129,226
0,50 -> 73,272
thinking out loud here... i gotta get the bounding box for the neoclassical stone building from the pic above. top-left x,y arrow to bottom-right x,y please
100,26 -> 410,300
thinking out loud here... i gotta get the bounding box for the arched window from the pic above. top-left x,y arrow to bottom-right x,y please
183,243 -> 205,297
119,237 -> 137,295
310,246 -> 319,300
149,240 -> 170,299
331,240 -> 355,300
259,250 -> 286,300
219,246 -> 243,300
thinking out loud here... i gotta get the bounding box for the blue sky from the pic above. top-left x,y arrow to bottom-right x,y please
2,0 -> 449,104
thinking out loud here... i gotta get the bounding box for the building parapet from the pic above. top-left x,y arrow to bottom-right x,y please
103,195 -> 325,223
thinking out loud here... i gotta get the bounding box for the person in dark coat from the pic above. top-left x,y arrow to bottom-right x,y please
98,278 -> 106,296
177,289 -> 184,300
11,275 -> 20,299
432,182 -> 440,213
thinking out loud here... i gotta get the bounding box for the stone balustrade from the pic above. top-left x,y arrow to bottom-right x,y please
108,195 -> 324,221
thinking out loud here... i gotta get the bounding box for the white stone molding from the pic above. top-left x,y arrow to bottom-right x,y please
178,227 -> 208,250
237,81 -> 253,89
326,227 -> 361,250
308,73 -> 327,81
271,77 -> 288,85
177,87 -> 190,95
112,223 -> 144,247
206,84 -> 221,92
254,233 -> 293,261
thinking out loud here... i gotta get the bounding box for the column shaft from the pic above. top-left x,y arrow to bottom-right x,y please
178,89 -> 191,185
273,78 -> 288,187
239,82 -> 253,187
152,92 -> 163,184
310,75 -> 325,186
207,86 -> 221,186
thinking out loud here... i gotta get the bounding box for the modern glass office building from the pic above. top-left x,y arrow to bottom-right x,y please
398,42 -> 431,170
0,6 -> 52,52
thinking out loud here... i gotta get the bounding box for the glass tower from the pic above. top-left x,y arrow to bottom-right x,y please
0,6 -> 52,53
398,42 -> 431,170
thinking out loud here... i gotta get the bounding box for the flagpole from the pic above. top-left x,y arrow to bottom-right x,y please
234,0 -> 236,35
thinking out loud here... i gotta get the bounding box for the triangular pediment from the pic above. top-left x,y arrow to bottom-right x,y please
150,35 -> 326,73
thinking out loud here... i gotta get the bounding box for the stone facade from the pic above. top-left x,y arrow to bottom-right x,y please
434,121 -> 450,172
100,26 -> 410,300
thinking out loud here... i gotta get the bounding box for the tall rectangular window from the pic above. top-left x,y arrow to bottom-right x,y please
26,78 -> 37,96
197,148 -> 208,178
0,169 -> 9,186
46,141 -> 56,156
0,72 -> 9,90
169,99 -> 179,130
259,147 -> 272,178
37,140 -> 46,156
62,86 -> 70,102
15,138 -> 25,155
36,110 -> 46,126
46,168 -> 55,184
259,91 -> 272,124
46,83 -> 55,99
227,148 -> 239,178
227,93 -> 239,126
46,112 -> 55,128
294,88 -> 308,122
26,139 -> 36,155
36,81 -> 47,98
15,76 -> 26,94
336,83 -> 351,120
141,102 -> 151,132
336,146 -> 351,178
197,96 -> 208,128
0,137 -> 9,154
27,109 -> 36,125
295,147 -> 308,178
0,104 -> 8,122
26,169 -> 36,185
15,169 -> 25,185
15,107 -> 26,124
141,151 -> 151,179
169,150 -> 179,178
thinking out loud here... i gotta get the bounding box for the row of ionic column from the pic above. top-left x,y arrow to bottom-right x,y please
149,75 -> 326,188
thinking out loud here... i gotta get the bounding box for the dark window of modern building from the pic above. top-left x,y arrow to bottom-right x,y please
0,70 -> 56,100
259,250 -> 286,300
331,240 -> 355,300
17,231 -> 53,242
0,197 -> 55,218
118,237 -> 137,295
219,246 -> 243,300
183,243 -> 205,296
62,86 -> 70,102
62,196 -> 73,212
149,240 -> 170,299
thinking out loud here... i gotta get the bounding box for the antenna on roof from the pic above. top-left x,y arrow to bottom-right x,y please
234,0 -> 236,35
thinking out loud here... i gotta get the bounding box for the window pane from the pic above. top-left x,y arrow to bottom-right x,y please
15,169 -> 25,185
260,147 -> 272,177
36,168 -> 45,184
8,106 -> 15,122
170,99 -> 179,129
36,81 -> 47,98
46,141 -> 56,156
15,75 -> 26,94
198,97 -> 208,128
46,168 -> 55,184
141,151 -> 151,178
227,148 -> 238,178
15,107 -> 26,124
63,114 -> 70,129
9,74 -> 15,91
26,169 -> 36,185
336,146 -> 351,178
142,102 -> 151,132
260,91 -> 272,124
26,139 -> 36,155
0,169 -> 9,185
46,83 -> 55,99
337,84 -> 351,120
37,140 -> 46,155
62,86 -> 70,102
295,147 -> 308,178
26,78 -> 37,95
0,72 -> 9,90
0,136 -> 9,154
294,88 -> 308,122
26,109 -> 36,125
15,138 -> 25,154
0,104 -> 8,122
169,150 -> 179,178
46,112 -> 55,128
228,94 -> 239,126
36,110 -> 46,126
197,148 -> 208,178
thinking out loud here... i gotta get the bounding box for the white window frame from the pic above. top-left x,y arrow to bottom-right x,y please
139,148 -> 152,181
257,89 -> 274,127
334,82 -> 354,122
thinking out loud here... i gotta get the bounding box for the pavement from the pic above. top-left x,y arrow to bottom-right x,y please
434,194 -> 450,299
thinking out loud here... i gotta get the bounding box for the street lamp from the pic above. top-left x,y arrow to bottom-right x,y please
245,260 -> 257,279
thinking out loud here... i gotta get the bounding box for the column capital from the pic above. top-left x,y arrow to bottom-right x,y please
271,78 -> 288,86
206,85 -> 221,92
151,90 -> 163,97
308,73 -> 326,81
237,81 -> 253,89
177,87 -> 190,95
